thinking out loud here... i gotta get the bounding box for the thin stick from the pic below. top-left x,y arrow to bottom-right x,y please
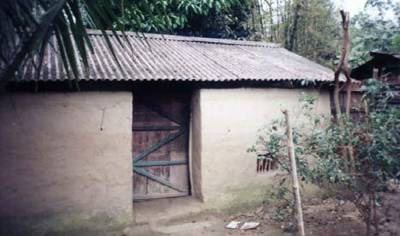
283,110 -> 306,236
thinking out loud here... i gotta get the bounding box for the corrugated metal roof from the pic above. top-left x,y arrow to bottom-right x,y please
17,30 -> 335,82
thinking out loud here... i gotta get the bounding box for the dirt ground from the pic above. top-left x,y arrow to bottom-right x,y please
280,198 -> 366,236
123,189 -> 400,236
214,198 -> 366,236
123,198 -> 364,236
377,188 -> 400,236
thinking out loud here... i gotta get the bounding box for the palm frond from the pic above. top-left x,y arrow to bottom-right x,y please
0,0 -> 124,82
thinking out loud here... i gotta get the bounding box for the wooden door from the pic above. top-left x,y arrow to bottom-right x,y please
132,90 -> 190,200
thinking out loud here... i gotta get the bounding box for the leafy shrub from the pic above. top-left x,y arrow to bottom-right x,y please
249,79 -> 400,235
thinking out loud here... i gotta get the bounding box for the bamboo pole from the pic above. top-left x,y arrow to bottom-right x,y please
283,110 -> 306,236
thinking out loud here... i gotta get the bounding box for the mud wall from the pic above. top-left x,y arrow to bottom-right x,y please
192,88 -> 331,210
0,92 -> 133,234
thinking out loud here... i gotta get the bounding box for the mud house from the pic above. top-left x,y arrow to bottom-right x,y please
0,30 -> 334,233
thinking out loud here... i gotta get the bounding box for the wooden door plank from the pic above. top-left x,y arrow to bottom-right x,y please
133,167 -> 185,192
133,129 -> 184,163
132,125 -> 181,131
135,160 -> 187,167
132,90 -> 190,200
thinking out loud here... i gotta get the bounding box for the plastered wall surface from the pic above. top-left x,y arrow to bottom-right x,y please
194,88 -> 331,210
0,92 -> 133,233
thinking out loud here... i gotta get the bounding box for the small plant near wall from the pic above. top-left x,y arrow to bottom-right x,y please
248,80 -> 400,236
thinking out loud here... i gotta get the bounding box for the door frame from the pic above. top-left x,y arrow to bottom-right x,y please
132,89 -> 192,200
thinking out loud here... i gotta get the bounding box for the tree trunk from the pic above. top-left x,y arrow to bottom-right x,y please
276,0 -> 281,41
333,11 -> 351,123
341,10 -> 352,116
333,70 -> 343,126
283,0 -> 291,48
288,0 -> 302,51
251,2 -> 256,32
333,10 -> 356,169
255,0 -> 265,36
265,0 -> 274,41
340,11 -> 355,167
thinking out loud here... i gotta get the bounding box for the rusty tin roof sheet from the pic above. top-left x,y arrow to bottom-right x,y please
17,30 -> 335,83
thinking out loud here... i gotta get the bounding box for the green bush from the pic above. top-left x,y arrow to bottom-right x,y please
249,79 -> 400,235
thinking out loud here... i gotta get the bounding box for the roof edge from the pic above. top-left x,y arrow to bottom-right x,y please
85,29 -> 281,48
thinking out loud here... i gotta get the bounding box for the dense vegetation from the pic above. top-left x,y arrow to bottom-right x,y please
246,0 -> 400,67
112,0 -> 253,39
249,81 -> 400,235
350,0 -> 400,66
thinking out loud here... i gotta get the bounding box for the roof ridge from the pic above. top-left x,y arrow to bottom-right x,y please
85,29 -> 281,48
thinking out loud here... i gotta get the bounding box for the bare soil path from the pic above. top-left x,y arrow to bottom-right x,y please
122,189 -> 400,236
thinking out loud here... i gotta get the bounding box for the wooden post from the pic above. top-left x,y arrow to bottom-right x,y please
283,110 -> 306,236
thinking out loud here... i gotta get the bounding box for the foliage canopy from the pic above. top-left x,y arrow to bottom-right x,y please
114,0 -> 252,39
